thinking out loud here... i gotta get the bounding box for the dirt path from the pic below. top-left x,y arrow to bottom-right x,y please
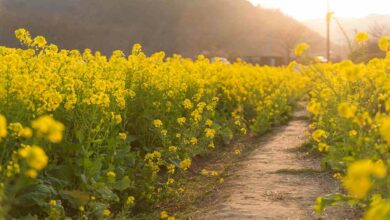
193,109 -> 356,220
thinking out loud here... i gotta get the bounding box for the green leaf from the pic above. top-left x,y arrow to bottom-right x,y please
112,176 -> 132,191
59,190 -> 90,208
16,183 -> 56,207
83,157 -> 102,178
314,193 -> 350,214
95,186 -> 119,202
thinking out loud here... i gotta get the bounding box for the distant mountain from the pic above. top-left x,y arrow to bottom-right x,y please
0,0 -> 325,62
304,14 -> 390,46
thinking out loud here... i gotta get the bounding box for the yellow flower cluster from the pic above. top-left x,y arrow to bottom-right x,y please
355,32 -> 369,43
9,123 -> 33,138
343,160 -> 387,199
18,145 -> 48,178
32,115 -> 64,143
0,29 -> 306,219
294,43 -> 310,56
306,36 -> 390,218
0,115 -> 7,139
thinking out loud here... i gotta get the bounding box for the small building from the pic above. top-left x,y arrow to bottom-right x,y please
241,55 -> 285,66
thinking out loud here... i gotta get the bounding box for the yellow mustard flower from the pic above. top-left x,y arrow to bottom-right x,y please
204,128 -> 216,139
118,132 -> 127,140
312,129 -> 327,142
343,160 -> 387,199
160,211 -> 169,219
0,115 -> 7,138
153,119 -> 163,128
102,209 -> 111,217
379,35 -> 390,52
177,117 -> 186,125
337,102 -> 357,119
294,43 -> 310,56
179,158 -> 192,171
379,116 -> 390,144
126,196 -> 135,205
355,32 -> 369,43
18,145 -> 48,171
106,171 -> 116,178
31,115 -> 64,143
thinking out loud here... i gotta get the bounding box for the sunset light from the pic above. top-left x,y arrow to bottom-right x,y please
249,0 -> 390,20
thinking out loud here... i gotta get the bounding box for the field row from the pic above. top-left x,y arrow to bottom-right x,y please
0,29 -> 305,219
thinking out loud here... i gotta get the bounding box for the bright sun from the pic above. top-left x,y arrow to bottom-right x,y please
249,0 -> 390,20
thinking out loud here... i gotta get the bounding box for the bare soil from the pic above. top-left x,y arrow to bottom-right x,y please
189,109 -> 357,220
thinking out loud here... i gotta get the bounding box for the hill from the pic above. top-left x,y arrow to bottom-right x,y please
304,14 -> 390,46
0,0 -> 325,62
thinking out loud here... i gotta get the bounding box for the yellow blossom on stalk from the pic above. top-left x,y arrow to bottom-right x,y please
379,116 -> 390,144
208,142 -> 215,149
166,178 -> 174,185
240,127 -> 247,135
15,28 -> 32,45
177,117 -> 186,125
337,102 -> 357,119
204,128 -> 216,139
118,132 -> 127,140
320,88 -> 332,100
182,99 -> 193,109
102,209 -> 111,217
205,119 -> 213,126
25,169 -> 38,178
355,112 -> 372,127
167,217 -> 175,220
49,200 -> 57,206
160,211 -> 169,219
379,35 -> 390,52
318,143 -> 329,152
168,146 -> 177,152
364,200 -> 390,220
179,158 -> 191,170
114,114 -> 122,124
9,123 -> 23,135
21,127 -> 33,138
343,160 -> 387,199
9,123 -> 33,138
32,36 -> 47,48
210,171 -> 218,176
190,137 -> 198,145
153,119 -> 163,128
31,115 -> 64,143
0,115 -> 8,138
126,196 -> 135,205
234,149 -> 241,155
307,101 -> 321,115
161,129 -> 168,136
294,43 -> 310,56
18,145 -> 48,171
201,169 -> 209,176
386,100 -> 390,112
312,129 -> 327,142
106,171 -> 116,178
167,164 -> 175,174
355,32 -> 369,43
349,130 -> 357,137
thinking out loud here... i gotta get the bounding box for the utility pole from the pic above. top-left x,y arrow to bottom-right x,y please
326,0 -> 332,62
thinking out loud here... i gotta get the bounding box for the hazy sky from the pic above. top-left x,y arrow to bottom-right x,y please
249,0 -> 390,20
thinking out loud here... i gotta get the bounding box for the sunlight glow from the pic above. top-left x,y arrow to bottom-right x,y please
249,0 -> 390,20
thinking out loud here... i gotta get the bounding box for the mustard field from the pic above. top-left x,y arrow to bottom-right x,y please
0,29 -> 389,219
